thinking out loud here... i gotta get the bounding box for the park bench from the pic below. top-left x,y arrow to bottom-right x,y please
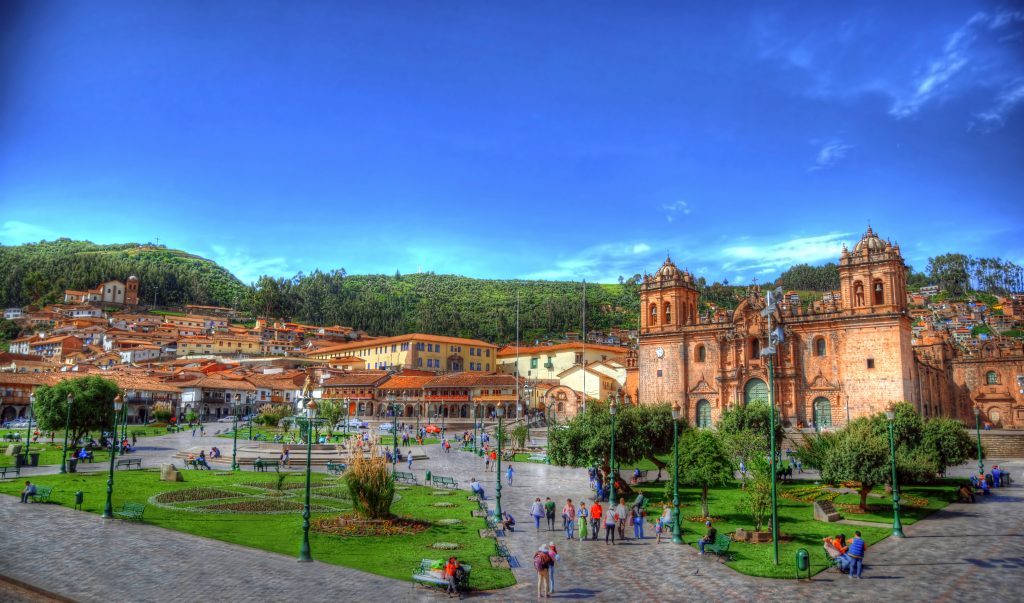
113,502 -> 146,521
253,460 -> 280,472
0,466 -> 21,479
430,475 -> 458,489
393,471 -> 417,484
326,461 -> 347,475
31,485 -> 54,503
630,470 -> 649,483
823,543 -> 844,571
412,559 -> 471,592
115,458 -> 143,470
705,534 -> 733,560
528,453 -> 548,463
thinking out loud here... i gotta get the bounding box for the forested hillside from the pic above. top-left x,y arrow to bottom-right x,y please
0,239 -> 247,308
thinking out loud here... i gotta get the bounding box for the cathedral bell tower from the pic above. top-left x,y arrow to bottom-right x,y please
640,256 -> 700,335
838,227 -> 907,315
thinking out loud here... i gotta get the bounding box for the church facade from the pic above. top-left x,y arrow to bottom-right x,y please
636,228 -> 984,428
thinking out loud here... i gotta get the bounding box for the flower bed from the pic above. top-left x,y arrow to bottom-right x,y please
154,488 -> 239,504
242,481 -> 305,491
312,515 -> 432,537
204,498 -> 305,512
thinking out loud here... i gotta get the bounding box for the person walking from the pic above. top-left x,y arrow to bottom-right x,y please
562,499 -> 576,540
490,449 -> 498,472
604,504 -> 617,545
531,497 -> 544,531
506,464 -> 514,486
533,548 -> 552,598
589,501 -> 602,540
615,499 -> 627,540
544,497 -> 556,531
484,452 -> 491,472
577,503 -> 588,541
544,543 -> 560,595
408,451 -> 414,470
847,531 -> 866,578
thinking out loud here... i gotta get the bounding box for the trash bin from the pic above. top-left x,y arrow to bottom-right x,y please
68,458 -> 79,473
74,491 -> 84,510
14,454 -> 24,468
28,451 -> 40,467
425,470 -> 432,483
795,548 -> 810,580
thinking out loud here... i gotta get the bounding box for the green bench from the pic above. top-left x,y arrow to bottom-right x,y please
0,466 -> 20,479
113,502 -> 146,521
253,460 -> 280,472
430,475 -> 458,489
326,461 -> 347,475
412,558 -> 471,592
115,458 -> 142,470
31,485 -> 54,503
393,471 -> 417,484
705,534 -> 733,560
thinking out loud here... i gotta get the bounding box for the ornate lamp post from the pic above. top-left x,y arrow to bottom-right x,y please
247,393 -> 255,440
494,404 -> 505,517
885,408 -> 905,537
298,399 -> 319,562
102,395 -> 124,519
471,395 -> 478,455
22,394 -> 35,466
609,394 -> 618,509
671,403 -> 683,544
231,394 -> 240,470
973,405 -> 984,477
60,393 -> 73,474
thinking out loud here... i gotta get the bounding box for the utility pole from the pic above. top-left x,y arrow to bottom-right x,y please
760,286 -> 784,565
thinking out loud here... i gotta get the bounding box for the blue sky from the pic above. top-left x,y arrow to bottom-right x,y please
1,1 -> 1022,284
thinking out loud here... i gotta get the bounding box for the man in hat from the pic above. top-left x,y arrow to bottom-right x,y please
698,520 -> 717,555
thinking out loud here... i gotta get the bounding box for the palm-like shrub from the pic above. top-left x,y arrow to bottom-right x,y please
343,450 -> 395,519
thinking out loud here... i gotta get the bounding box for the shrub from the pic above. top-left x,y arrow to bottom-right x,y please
258,403 -> 292,427
152,401 -> 173,423
343,450 -> 395,519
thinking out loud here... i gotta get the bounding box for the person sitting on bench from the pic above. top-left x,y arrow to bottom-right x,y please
698,521 -> 717,555
197,451 -> 212,470
958,483 -> 975,503
501,511 -> 516,532
823,534 -> 850,571
470,477 -> 486,500
21,481 -> 36,503
210,447 -> 221,458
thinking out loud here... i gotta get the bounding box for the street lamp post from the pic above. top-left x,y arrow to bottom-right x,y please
23,394 -> 35,466
494,405 -> 505,518
609,394 -> 618,509
671,403 -> 683,544
60,393 -> 73,474
247,393 -> 254,440
973,405 -> 984,477
387,394 -> 398,476
231,394 -> 240,470
471,398 -> 478,455
102,395 -> 124,519
298,399 -> 318,562
885,409 -> 906,537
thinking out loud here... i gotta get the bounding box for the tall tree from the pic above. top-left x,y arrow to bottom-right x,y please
665,429 -> 734,517
33,376 -> 121,452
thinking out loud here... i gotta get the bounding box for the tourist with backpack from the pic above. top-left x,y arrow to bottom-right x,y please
542,542 -> 560,594
533,548 -> 552,598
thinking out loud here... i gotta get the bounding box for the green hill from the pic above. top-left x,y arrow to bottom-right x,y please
0,239 -> 247,308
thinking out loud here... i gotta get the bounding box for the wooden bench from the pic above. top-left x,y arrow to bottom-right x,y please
326,461 -> 347,475
430,475 -> 458,489
31,485 -> 54,503
412,559 -> 471,592
705,534 -> 733,560
115,458 -> 143,470
393,471 -> 417,484
253,460 -> 280,472
113,502 -> 146,521
0,465 -> 21,479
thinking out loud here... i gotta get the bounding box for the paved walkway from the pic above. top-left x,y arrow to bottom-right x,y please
3,431 -> 1023,602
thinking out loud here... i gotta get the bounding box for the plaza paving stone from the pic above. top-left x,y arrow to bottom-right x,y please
2,430 -> 1022,602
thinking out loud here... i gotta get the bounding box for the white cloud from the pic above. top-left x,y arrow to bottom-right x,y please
971,78 -> 1024,131
521,241 -> 661,282
662,200 -> 691,223
632,243 -> 652,254
0,220 -> 59,244
207,245 -> 292,284
809,139 -> 855,171
713,231 -> 853,274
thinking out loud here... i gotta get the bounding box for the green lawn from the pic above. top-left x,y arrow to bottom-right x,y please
632,479 -> 956,579
0,470 -> 514,590
0,439 -> 114,468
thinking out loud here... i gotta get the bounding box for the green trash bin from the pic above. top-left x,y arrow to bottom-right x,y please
74,491 -> 84,510
425,470 -> 432,483
795,548 -> 810,580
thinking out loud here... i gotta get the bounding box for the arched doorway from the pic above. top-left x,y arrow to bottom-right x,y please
813,397 -> 832,429
696,399 -> 712,428
744,379 -> 768,405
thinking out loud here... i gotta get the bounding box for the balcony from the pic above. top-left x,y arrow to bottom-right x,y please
424,394 -> 469,402
543,362 -> 554,369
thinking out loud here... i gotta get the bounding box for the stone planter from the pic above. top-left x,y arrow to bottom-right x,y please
734,528 -> 773,543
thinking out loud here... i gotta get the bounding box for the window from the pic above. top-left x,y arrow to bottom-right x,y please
649,303 -> 658,326
657,369 -> 663,377
696,345 -> 706,363
853,281 -> 865,306
530,358 -> 538,369
814,338 -> 826,357
873,280 -> 885,305
486,363 -> 490,371
664,302 -> 672,325
417,358 -> 423,367
392,345 -> 397,352
751,338 -> 761,359
813,397 -> 832,428
696,400 -> 712,428
866,358 -> 875,369
986,371 -> 998,385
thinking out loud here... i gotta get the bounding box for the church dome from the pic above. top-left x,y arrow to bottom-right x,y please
654,256 -> 683,280
853,227 -> 887,254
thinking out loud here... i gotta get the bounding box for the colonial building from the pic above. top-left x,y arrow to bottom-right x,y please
639,228 -> 952,429
63,276 -> 139,306
305,334 -> 498,373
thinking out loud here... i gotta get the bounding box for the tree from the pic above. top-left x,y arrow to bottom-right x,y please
927,253 -> 971,297
920,417 -> 974,475
317,400 -> 344,436
665,429 -> 733,518
819,421 -> 890,511
718,401 -> 783,464
33,376 -> 121,451
548,402 -> 676,470
511,423 -> 529,449
736,456 -> 772,531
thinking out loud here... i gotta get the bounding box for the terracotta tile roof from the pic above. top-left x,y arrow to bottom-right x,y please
496,342 -> 629,358
424,372 -> 518,388
0,372 -> 62,386
322,371 -> 390,386
195,374 -> 257,390
379,374 -> 436,390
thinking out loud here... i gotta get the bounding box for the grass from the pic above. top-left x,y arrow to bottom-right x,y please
632,479 -> 957,579
0,438 -> 114,468
0,470 -> 515,590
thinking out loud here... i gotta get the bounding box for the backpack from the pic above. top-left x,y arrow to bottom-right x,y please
453,567 -> 468,582
533,552 -> 551,570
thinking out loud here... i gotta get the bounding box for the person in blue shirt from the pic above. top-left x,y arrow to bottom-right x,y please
846,531 -> 866,578
991,466 -> 1001,488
